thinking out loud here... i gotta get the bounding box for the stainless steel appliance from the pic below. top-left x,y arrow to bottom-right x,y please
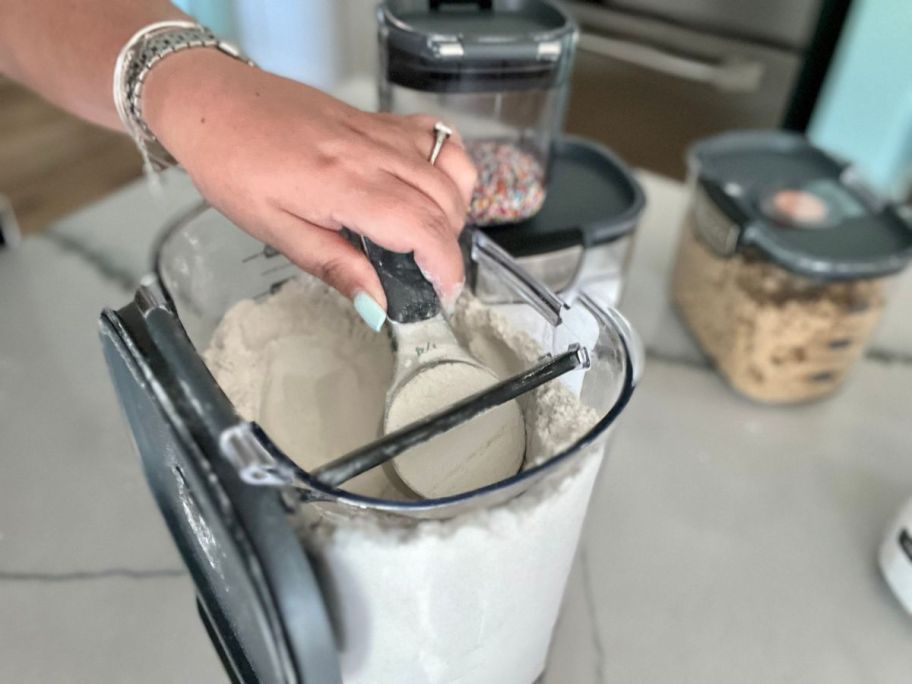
559,0 -> 829,178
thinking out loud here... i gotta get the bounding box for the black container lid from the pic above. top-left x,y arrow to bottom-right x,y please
100,301 -> 341,683
690,130 -> 912,280
380,0 -> 577,93
481,136 -> 645,256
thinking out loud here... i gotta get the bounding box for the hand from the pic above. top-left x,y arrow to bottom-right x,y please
142,50 -> 477,326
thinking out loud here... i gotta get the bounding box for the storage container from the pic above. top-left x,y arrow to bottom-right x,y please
378,0 -> 578,225
480,135 -> 645,307
672,130 -> 912,403
100,206 -> 641,683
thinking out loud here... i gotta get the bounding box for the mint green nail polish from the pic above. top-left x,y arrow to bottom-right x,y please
353,291 -> 387,332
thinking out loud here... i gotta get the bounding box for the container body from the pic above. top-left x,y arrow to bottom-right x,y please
381,82 -> 563,225
493,235 -> 634,307
377,0 -> 578,226
478,136 -> 645,306
154,205 -> 639,683
672,187 -> 892,403
301,446 -> 604,683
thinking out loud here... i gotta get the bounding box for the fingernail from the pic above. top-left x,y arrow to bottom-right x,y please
353,291 -> 387,332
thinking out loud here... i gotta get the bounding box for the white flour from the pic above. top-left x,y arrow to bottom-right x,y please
204,278 -> 604,683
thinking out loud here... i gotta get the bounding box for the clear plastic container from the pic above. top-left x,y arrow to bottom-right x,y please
108,204 -> 643,683
378,0 -> 578,226
480,136 -> 645,308
672,131 -> 912,404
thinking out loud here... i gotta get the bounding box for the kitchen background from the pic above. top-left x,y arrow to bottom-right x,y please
2,0 -> 910,240
3,2 -> 912,682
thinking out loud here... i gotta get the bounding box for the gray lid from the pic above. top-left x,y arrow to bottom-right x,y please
689,130 -> 912,280
380,0 -> 577,92
482,136 -> 645,255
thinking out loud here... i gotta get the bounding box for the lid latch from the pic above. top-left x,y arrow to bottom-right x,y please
431,39 -> 465,59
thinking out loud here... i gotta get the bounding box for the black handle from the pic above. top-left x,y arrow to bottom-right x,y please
430,0 -> 493,10
361,237 -> 440,323
356,121 -> 451,324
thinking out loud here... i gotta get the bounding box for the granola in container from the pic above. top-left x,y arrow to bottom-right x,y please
672,131 -> 912,404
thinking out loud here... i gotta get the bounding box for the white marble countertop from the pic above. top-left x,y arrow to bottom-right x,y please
1,169 -> 910,683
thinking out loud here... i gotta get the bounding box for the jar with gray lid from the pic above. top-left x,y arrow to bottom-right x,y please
672,130 -> 912,403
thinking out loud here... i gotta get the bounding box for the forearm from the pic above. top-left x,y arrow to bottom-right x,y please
0,1 -> 476,313
0,0 -> 188,130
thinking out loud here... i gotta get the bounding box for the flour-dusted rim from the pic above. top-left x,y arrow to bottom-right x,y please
152,204 -> 639,519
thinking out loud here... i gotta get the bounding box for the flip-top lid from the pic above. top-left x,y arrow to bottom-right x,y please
481,136 -> 645,256
690,130 -> 912,280
100,293 -> 340,684
379,0 -> 577,92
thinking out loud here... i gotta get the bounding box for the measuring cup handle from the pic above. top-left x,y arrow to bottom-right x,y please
361,238 -> 440,323
356,122 -> 454,324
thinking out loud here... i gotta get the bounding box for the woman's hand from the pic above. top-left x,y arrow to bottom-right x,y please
142,49 -> 476,328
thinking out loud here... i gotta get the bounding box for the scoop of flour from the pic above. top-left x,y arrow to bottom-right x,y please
204,278 -> 600,499
386,361 -> 525,498
259,337 -> 384,472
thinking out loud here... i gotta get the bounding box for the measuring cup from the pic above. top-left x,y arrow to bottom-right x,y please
104,204 -> 642,683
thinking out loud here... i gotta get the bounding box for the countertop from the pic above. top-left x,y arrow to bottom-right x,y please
1,169 -> 910,683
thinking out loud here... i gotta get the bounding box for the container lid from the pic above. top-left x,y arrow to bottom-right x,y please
481,136 -> 645,256
380,0 -> 577,92
689,130 -> 912,280
100,296 -> 341,684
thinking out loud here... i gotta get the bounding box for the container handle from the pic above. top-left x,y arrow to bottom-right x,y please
577,292 -> 645,386
430,0 -> 493,11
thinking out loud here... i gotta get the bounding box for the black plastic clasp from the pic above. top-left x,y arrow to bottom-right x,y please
430,0 -> 493,11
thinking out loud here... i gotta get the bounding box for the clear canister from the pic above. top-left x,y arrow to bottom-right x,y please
672,130 -> 912,404
378,0 -> 578,226
145,206 -> 640,683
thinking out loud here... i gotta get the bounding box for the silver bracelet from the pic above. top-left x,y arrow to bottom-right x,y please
113,20 -> 254,177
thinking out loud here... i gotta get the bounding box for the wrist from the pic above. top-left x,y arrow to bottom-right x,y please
141,48 -> 246,158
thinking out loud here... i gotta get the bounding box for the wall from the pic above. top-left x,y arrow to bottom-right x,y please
172,0 -> 378,92
809,0 -> 912,200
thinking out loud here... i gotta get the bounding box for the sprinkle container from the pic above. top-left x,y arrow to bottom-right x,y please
378,0 -> 578,225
